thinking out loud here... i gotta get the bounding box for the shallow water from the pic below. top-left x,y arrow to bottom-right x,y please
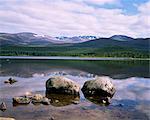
0,59 -> 150,120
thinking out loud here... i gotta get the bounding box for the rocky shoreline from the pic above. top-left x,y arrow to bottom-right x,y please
0,75 -> 149,120
1,76 -> 116,112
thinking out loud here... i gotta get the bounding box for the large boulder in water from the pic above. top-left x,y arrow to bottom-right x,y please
46,76 -> 80,95
81,76 -> 116,98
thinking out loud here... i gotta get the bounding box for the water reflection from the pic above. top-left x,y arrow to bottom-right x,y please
0,59 -> 150,119
83,95 -> 110,106
13,102 -> 29,107
0,59 -> 149,78
113,77 -> 150,101
46,92 -> 80,107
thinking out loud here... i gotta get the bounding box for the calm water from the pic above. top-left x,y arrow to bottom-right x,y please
0,59 -> 150,120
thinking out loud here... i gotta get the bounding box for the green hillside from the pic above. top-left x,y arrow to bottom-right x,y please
0,33 -> 149,58
0,45 -> 149,58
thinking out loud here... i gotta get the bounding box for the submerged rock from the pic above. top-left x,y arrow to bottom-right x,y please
46,76 -> 80,95
41,97 -> 50,105
32,94 -> 43,103
13,96 -> 30,104
31,94 -> 50,105
85,96 -> 111,106
4,78 -> 17,84
0,117 -> 15,120
81,76 -> 115,105
72,100 -> 79,104
13,94 -> 51,106
46,92 -> 80,107
0,102 -> 7,111
49,116 -> 55,120
4,80 -> 10,83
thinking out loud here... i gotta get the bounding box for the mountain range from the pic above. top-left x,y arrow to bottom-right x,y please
0,32 -> 149,48
0,32 -> 99,46
0,32 -> 149,58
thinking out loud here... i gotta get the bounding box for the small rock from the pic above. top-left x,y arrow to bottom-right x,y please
0,117 -> 15,120
9,78 -> 17,83
49,116 -> 54,120
0,102 -> 7,111
102,100 -> 106,104
4,80 -> 10,83
55,100 -> 59,103
72,101 -> 79,104
100,97 -> 111,104
13,96 -> 30,104
4,78 -> 17,84
31,94 -> 50,105
6,59 -> 10,61
32,94 -> 44,103
118,103 -> 124,107
42,97 -> 50,105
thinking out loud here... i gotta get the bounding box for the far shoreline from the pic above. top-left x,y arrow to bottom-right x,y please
0,56 -> 149,61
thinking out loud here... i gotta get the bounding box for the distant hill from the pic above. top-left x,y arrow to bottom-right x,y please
0,32 -> 59,46
73,37 -> 149,50
0,32 -> 149,58
110,35 -> 134,41
0,32 -> 98,46
0,32 -> 149,48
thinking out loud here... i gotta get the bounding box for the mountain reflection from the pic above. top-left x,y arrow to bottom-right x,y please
0,59 -> 149,78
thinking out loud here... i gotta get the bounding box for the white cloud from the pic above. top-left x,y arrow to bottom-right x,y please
0,0 -> 149,37
131,1 -> 150,37
74,0 -> 119,5
138,1 -> 150,15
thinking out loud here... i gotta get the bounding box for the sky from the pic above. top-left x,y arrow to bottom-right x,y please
0,0 -> 150,37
